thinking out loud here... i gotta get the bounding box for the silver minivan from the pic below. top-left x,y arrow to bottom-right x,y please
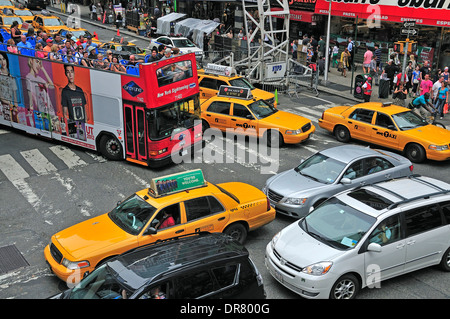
266,175 -> 450,299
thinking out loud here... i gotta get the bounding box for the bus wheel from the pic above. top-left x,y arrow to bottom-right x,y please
100,135 -> 123,160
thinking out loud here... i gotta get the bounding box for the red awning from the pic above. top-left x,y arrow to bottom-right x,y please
314,0 -> 450,27
271,7 -> 315,23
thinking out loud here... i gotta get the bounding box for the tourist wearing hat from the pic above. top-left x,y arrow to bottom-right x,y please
42,38 -> 53,58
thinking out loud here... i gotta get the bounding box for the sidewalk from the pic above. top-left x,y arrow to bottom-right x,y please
48,3 -> 450,126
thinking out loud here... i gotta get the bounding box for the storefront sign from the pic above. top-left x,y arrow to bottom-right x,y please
314,0 -> 450,27
271,7 -> 315,23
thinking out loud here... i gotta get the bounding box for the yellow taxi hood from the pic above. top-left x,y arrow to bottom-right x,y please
252,88 -> 274,100
326,105 -> 352,115
54,213 -> 135,260
403,125 -> 450,145
259,110 -> 310,130
216,182 -> 265,204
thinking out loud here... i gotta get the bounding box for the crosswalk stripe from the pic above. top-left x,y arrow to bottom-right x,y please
20,149 -> 57,175
0,154 -> 40,208
49,145 -> 87,168
0,154 -> 29,181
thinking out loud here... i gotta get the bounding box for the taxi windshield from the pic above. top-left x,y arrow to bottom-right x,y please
247,99 -> 277,119
148,96 -> 200,140
108,194 -> 157,235
392,111 -> 427,130
14,10 -> 33,16
44,18 -> 64,26
229,77 -> 255,90
299,197 -> 376,250
3,16 -> 23,25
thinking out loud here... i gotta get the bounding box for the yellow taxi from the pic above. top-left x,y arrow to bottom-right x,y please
201,86 -> 315,146
198,64 -> 277,107
0,0 -> 15,9
0,12 -> 23,30
8,8 -> 34,24
32,11 -> 68,36
59,27 -> 101,44
318,101 -> 450,163
44,169 -> 275,283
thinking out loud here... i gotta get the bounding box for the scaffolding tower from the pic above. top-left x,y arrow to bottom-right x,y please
235,0 -> 290,87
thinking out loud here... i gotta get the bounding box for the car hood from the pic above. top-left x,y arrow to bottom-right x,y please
54,214 -> 136,260
403,125 -> 450,144
259,110 -> 311,130
267,169 -> 325,197
275,223 -> 341,267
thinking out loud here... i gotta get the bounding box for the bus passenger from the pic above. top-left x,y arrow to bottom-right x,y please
111,56 -> 126,74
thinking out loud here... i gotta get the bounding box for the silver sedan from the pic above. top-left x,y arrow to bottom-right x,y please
263,145 -> 414,218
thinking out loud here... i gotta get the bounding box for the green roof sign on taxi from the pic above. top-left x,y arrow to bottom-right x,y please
149,169 -> 206,197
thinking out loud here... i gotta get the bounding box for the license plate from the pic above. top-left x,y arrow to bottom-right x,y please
273,269 -> 283,283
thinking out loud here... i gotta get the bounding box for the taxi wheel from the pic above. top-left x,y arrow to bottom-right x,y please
224,223 -> 247,244
405,143 -> 426,163
266,129 -> 284,147
334,125 -> 351,143
202,119 -> 210,133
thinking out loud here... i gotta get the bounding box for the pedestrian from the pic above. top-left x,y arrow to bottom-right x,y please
432,75 -> 445,103
434,81 -> 448,119
157,44 -> 165,59
393,82 -> 408,107
362,76 -> 373,102
115,12 -> 122,29
363,47 -> 373,74
347,37 -> 355,71
34,43 -> 45,58
340,48 -> 349,77
318,36 -> 325,59
419,73 -> 433,96
381,59 -> 398,94
420,60 -> 431,80
411,65 -> 421,97
374,44 -> 382,72
332,43 -> 339,68
442,66 -> 449,83
292,39 -> 298,60
91,2 -> 97,21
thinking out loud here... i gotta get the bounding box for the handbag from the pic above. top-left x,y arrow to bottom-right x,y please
444,103 -> 449,114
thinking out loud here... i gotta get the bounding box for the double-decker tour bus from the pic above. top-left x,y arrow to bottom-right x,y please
0,50 -> 202,167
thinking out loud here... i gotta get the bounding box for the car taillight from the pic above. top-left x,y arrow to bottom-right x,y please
266,197 -> 271,211
409,165 -> 414,172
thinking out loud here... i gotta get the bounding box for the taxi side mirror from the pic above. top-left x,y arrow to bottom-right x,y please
246,114 -> 254,120
144,227 -> 157,235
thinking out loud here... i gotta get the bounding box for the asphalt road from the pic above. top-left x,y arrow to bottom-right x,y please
0,17 -> 449,300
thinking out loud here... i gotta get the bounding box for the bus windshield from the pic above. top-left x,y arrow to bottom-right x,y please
148,96 -> 200,140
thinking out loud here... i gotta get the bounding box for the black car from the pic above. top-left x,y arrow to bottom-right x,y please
50,233 -> 266,299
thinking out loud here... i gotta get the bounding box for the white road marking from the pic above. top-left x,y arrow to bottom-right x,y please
20,149 -> 57,175
0,154 -> 40,209
49,145 -> 87,168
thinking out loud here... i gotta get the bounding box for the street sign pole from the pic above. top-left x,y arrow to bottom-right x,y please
401,21 -> 415,83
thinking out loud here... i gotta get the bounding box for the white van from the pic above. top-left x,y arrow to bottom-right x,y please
266,175 -> 450,299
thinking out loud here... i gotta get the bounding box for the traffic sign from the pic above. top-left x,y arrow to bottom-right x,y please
403,21 -> 416,28
401,28 -> 418,36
